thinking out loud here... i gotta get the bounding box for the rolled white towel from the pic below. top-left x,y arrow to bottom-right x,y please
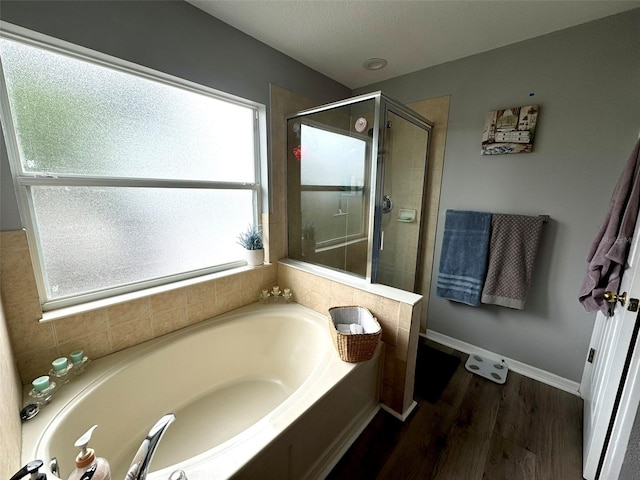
336,323 -> 351,334
336,323 -> 365,334
350,323 -> 364,334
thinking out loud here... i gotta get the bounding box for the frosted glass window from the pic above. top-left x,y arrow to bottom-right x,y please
0,33 -> 263,307
300,125 -> 366,187
31,187 -> 254,299
1,38 -> 255,182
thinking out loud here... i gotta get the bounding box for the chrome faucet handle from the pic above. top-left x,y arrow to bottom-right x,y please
10,460 -> 46,480
125,413 -> 176,480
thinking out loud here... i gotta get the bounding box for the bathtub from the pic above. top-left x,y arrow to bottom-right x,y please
21,302 -> 382,480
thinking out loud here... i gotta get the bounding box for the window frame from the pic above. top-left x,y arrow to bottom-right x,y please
0,22 -> 268,312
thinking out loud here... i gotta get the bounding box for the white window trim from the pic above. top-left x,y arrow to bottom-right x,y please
0,21 -> 269,312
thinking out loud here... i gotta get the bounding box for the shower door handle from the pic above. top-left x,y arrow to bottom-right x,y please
380,231 -> 384,251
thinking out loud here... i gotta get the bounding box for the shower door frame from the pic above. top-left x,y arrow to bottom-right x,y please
286,91 -> 433,290
370,95 -> 433,292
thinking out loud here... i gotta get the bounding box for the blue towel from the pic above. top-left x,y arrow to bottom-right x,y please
437,210 -> 492,306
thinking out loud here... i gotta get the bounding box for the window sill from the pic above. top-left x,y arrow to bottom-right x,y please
39,264 -> 271,323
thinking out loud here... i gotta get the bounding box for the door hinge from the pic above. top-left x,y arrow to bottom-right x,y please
588,348 -> 596,363
628,298 -> 639,312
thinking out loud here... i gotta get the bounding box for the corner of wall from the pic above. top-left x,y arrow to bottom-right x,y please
0,298 -> 23,478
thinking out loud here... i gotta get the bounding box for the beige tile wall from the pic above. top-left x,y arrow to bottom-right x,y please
378,112 -> 430,291
409,96 -> 450,333
0,229 -> 277,384
0,299 -> 22,479
277,262 -> 422,415
268,83 -> 320,264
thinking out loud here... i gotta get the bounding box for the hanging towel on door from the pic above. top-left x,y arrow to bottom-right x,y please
436,210 -> 492,306
481,214 -> 545,309
579,138 -> 640,315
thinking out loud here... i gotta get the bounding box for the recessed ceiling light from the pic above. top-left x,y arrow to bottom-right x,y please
363,58 -> 387,71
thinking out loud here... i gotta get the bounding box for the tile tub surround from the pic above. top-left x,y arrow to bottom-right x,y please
21,303 -> 382,480
278,261 -> 422,416
1,226 -> 421,417
0,229 -> 277,384
0,300 -> 22,479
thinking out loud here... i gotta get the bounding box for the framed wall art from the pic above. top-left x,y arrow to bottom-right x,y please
481,104 -> 539,155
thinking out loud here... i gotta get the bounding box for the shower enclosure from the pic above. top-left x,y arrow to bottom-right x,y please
287,92 -> 432,292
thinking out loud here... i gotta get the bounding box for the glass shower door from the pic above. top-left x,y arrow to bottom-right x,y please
286,98 -> 374,277
376,110 -> 430,291
287,92 -> 432,292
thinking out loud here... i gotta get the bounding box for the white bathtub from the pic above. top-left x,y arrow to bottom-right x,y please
21,302 -> 382,480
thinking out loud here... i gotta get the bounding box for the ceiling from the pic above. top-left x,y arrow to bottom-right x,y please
187,0 -> 640,89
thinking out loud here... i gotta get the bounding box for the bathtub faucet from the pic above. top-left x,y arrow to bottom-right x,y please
124,413 -> 176,480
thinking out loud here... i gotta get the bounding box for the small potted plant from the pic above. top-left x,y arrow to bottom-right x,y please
237,224 -> 264,266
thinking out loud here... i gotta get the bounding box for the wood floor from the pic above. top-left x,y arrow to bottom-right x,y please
327,339 -> 584,480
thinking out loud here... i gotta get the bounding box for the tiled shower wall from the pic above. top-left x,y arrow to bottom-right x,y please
409,96 -> 450,332
377,114 -> 430,291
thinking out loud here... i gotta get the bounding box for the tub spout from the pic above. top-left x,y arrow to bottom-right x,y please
124,413 -> 175,480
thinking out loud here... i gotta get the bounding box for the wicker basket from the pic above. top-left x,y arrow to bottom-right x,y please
328,306 -> 381,363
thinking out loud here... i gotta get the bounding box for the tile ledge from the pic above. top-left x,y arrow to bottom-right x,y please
279,258 -> 422,306
40,264 -> 272,323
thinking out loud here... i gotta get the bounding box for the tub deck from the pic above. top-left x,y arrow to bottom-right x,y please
21,302 -> 382,480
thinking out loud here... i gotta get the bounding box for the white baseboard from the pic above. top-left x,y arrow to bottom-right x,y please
423,330 -> 581,397
381,400 -> 417,422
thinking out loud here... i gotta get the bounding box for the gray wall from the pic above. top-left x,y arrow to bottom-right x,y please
0,133 -> 20,230
0,1 -> 349,107
356,9 -> 640,382
0,0 -> 351,231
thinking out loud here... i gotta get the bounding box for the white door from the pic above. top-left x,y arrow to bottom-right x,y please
581,226 -> 640,479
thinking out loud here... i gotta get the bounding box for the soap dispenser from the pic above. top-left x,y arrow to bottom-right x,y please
68,425 -> 111,480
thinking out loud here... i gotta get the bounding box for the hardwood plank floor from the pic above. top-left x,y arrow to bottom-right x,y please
327,339 -> 583,480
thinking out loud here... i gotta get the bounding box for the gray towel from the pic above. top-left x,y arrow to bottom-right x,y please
436,210 -> 492,306
481,214 -> 544,309
579,138 -> 640,315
